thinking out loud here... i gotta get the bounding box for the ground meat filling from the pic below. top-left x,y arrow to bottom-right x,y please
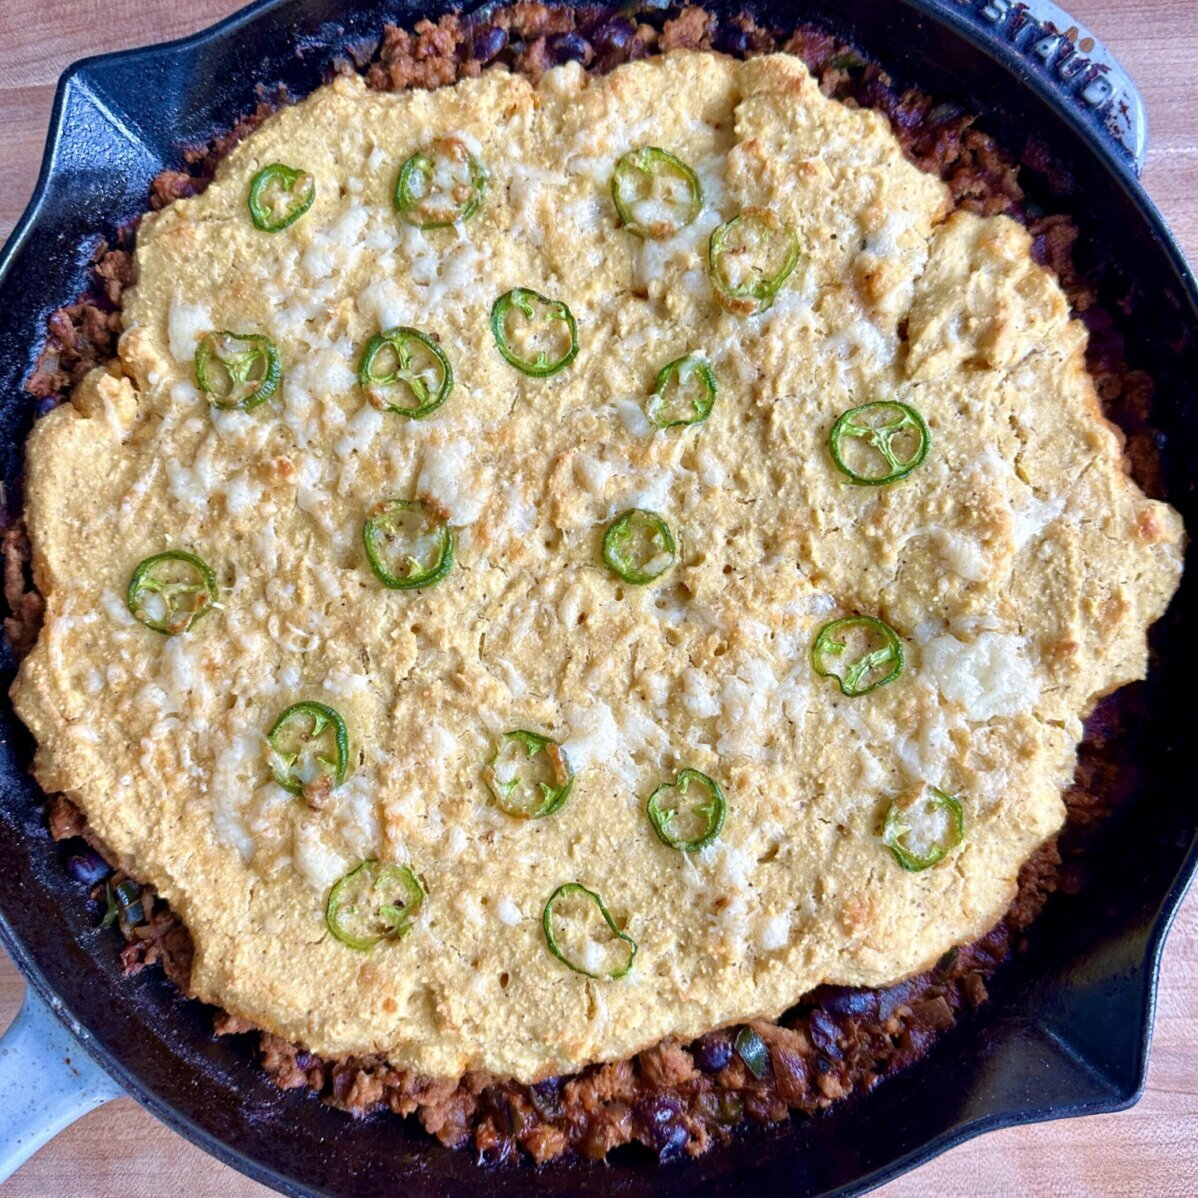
1,523 -> 43,659
16,2 -> 1165,1167
23,247 -> 130,403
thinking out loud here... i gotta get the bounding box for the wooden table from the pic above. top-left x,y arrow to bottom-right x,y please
0,1 -> 1195,1193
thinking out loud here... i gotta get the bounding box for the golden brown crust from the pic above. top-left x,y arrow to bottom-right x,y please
11,49 -> 1183,1086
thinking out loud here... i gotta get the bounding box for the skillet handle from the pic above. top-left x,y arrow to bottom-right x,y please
922,0 -> 1148,175
0,984 -> 122,1183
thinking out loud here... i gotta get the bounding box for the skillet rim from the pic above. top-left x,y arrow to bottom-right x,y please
0,2 -> 1196,1194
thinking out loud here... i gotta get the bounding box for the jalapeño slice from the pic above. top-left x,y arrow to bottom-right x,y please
610,147 -> 702,239
126,550 -> 218,636
811,615 -> 904,697
829,400 -> 930,485
248,163 -> 316,232
490,288 -> 579,377
362,499 -> 455,590
483,730 -> 574,819
882,788 -> 965,871
194,331 -> 281,411
646,354 -> 717,429
326,860 -> 426,951
266,701 -> 349,807
602,509 -> 677,585
395,137 -> 488,229
358,327 -> 453,419
708,208 -> 800,316
542,883 -> 637,980
646,768 -> 726,852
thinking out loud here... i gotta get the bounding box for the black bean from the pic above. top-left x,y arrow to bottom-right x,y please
935,945 -> 960,976
483,1088 -> 528,1135
808,1009 -> 843,1060
636,1092 -> 682,1128
529,1077 -> 564,1121
656,1120 -> 689,1161
714,25 -> 752,56
817,984 -> 878,1019
548,31 -> 590,65
692,1030 -> 733,1073
591,15 -> 634,54
635,1093 -> 686,1155
471,25 -> 507,63
34,396 -> 60,417
927,102 -> 964,125
67,850 -> 109,886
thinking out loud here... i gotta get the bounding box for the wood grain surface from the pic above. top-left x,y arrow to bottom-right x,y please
0,1 -> 1195,1194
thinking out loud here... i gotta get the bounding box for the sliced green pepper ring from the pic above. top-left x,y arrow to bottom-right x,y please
194,331 -> 281,411
326,860 -> 426,951
395,137 -> 488,229
363,498 -> 455,590
248,163 -> 316,232
490,288 -> 579,378
646,768 -> 726,852
266,701 -> 349,807
602,508 -> 677,585
483,730 -> 574,819
829,400 -> 930,485
610,146 -> 703,239
709,207 -> 801,316
811,615 -> 904,697
358,327 -> 453,419
126,550 -> 218,636
359,495 -> 452,589
882,788 -> 965,871
646,354 -> 717,429
542,883 -> 637,980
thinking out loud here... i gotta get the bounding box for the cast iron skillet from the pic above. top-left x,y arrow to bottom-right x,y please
0,1 -> 1194,1194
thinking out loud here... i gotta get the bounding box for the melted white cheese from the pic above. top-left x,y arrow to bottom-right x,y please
921,632 -> 1040,721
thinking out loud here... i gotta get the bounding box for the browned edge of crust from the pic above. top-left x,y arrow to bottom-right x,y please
6,2 -> 1170,1168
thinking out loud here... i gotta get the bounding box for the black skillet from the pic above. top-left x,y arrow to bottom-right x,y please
0,1 -> 1194,1194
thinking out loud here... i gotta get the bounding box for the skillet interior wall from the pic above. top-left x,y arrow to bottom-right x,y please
0,2 -> 1193,1195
